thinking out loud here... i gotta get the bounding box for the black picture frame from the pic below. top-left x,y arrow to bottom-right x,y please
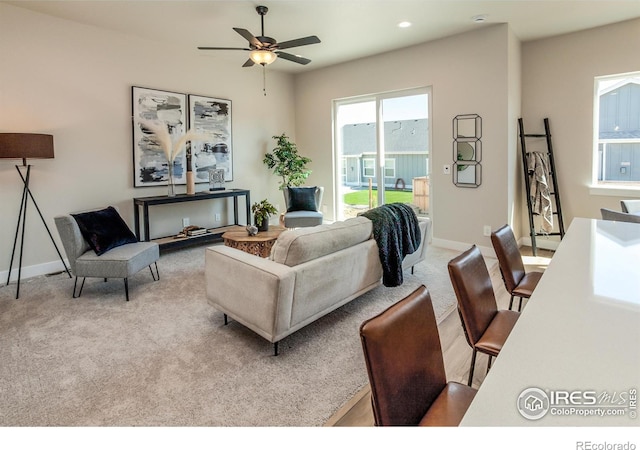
188,94 -> 233,183
131,86 -> 187,187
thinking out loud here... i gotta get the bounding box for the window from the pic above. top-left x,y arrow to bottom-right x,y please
363,158 -> 375,177
594,72 -> 640,187
334,88 -> 430,219
384,158 -> 396,178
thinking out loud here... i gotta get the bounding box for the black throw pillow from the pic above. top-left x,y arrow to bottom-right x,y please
72,206 -> 138,256
287,186 -> 318,212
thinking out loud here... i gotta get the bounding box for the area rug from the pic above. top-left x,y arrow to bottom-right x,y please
0,243 -> 463,426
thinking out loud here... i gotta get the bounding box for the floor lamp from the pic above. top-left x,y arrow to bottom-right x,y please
0,133 -> 71,299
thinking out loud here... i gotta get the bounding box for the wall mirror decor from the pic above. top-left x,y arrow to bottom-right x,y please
453,162 -> 482,186
453,114 -> 482,188
456,141 -> 480,162
454,114 -> 482,139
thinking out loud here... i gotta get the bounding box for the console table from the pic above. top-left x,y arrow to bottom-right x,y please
133,189 -> 250,251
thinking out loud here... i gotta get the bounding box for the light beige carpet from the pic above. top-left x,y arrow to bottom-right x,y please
0,243 -> 465,426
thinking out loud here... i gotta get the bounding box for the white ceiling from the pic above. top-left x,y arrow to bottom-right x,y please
5,0 -> 640,73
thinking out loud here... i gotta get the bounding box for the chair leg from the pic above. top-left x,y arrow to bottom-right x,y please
72,277 -> 86,298
411,266 -> 414,275
273,341 -> 279,356
149,262 -> 159,281
468,348 -> 477,386
518,297 -> 523,312
124,278 -> 129,302
487,355 -> 493,374
509,294 -> 515,310
223,314 -> 228,325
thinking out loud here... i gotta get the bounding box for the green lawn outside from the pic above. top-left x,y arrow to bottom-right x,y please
343,189 -> 413,206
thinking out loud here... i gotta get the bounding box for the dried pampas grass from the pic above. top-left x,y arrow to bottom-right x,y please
140,119 -> 208,162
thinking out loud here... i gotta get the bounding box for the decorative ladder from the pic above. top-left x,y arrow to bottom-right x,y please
518,117 -> 565,256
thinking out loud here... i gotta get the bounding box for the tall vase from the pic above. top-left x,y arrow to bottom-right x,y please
167,161 -> 176,197
186,171 -> 195,195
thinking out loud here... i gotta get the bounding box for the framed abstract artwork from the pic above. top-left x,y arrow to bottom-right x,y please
131,86 -> 187,187
188,94 -> 233,182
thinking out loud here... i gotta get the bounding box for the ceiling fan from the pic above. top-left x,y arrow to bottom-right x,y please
198,5 -> 321,67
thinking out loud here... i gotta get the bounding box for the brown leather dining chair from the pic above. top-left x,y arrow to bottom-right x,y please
490,224 -> 543,311
448,245 -> 520,387
359,285 -> 477,426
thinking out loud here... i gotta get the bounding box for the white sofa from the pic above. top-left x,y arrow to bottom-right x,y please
205,215 -> 431,355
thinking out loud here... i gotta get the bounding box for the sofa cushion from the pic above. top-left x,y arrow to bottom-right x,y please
283,210 -> 323,228
271,216 -> 373,266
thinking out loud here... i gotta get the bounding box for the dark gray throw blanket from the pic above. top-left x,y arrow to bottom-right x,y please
361,203 -> 421,287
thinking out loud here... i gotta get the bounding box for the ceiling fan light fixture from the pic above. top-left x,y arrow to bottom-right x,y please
250,49 -> 277,65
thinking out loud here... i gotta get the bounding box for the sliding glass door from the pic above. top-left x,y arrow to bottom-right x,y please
334,88 -> 430,220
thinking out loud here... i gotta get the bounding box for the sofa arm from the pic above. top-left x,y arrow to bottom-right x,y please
205,245 -> 296,342
402,217 -> 431,270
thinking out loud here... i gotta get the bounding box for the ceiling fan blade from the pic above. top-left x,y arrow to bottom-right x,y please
242,58 -> 255,68
276,36 -> 321,50
197,47 -> 250,51
233,27 -> 262,48
275,51 -> 311,65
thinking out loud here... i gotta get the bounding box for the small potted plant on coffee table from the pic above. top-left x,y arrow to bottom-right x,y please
252,199 -> 278,232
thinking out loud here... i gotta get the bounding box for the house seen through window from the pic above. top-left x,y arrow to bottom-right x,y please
595,72 -> 640,185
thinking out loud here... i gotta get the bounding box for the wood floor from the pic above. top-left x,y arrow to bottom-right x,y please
324,246 -> 554,427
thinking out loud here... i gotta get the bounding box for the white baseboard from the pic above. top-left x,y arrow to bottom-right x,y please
432,235 -> 559,259
520,237 -> 560,251
431,238 -> 496,259
0,259 -> 70,283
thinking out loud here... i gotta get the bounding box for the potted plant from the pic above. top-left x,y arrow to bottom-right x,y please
251,199 -> 278,232
263,134 -> 312,190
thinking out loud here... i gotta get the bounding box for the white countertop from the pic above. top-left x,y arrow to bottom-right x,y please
461,217 -> 640,426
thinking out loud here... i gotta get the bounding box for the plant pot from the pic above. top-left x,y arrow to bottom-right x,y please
255,216 -> 269,232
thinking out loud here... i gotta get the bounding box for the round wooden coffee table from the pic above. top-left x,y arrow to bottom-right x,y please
222,226 -> 286,258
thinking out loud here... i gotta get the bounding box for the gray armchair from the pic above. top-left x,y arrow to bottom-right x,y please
54,206 -> 159,301
283,186 -> 324,228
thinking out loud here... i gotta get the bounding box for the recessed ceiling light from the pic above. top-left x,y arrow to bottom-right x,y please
472,15 -> 488,23
398,21 -> 412,28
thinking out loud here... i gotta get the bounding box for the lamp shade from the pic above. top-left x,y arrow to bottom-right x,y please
250,49 -> 277,66
0,133 -> 54,161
